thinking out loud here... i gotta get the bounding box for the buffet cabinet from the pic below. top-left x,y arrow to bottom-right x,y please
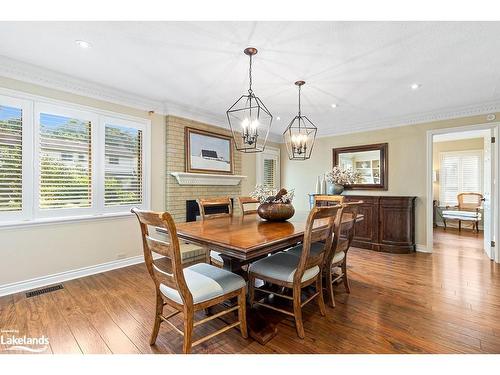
343,195 -> 417,254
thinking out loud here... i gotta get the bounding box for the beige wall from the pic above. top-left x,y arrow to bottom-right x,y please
0,77 -> 167,286
432,138 -> 484,202
281,114 -> 499,249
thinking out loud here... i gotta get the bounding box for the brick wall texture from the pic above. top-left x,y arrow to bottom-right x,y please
165,115 -> 242,222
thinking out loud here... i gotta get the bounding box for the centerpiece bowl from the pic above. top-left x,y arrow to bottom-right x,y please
250,186 -> 295,222
257,202 -> 295,221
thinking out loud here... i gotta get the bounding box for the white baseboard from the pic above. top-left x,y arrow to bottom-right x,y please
416,244 -> 431,253
0,255 -> 148,298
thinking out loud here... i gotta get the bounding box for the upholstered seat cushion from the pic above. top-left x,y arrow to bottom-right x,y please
442,210 -> 481,220
286,242 -> 325,258
248,252 -> 320,283
210,251 -> 223,264
287,242 -> 346,264
159,263 -> 245,305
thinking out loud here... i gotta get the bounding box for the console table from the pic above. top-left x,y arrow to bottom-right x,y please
310,194 -> 417,254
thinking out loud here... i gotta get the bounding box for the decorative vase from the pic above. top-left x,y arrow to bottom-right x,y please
326,182 -> 344,195
257,203 -> 295,222
321,175 -> 327,194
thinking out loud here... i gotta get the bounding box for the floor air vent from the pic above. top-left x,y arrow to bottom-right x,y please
26,284 -> 63,298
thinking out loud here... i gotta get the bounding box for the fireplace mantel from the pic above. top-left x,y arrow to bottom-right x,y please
170,172 -> 246,186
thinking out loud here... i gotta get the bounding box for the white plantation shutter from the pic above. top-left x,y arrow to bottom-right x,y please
39,113 -> 92,209
440,150 -> 483,206
263,158 -> 276,188
104,123 -> 143,206
0,105 -> 23,212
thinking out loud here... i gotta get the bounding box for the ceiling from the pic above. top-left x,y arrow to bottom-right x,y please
1,21 -> 500,138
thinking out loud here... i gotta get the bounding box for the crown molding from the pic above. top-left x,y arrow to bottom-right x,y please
0,55 -> 165,114
316,99 -> 500,140
3,54 -> 499,143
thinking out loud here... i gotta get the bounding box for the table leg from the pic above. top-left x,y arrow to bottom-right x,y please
219,254 -> 278,345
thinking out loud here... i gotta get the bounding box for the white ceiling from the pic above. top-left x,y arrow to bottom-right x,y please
1,21 -> 500,137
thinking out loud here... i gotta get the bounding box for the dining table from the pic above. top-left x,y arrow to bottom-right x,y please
175,210 -> 363,344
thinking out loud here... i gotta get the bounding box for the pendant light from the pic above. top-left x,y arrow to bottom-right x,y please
283,80 -> 317,160
226,47 -> 273,153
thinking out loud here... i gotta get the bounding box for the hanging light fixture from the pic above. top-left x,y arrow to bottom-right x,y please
283,81 -> 317,160
226,47 -> 272,153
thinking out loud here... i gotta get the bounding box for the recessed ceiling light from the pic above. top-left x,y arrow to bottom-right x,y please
276,116 -> 281,121
410,83 -> 421,90
331,103 -> 338,108
75,40 -> 91,49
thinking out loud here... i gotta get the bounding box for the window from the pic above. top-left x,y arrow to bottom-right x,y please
104,123 -> 142,207
439,150 -> 483,206
0,92 -> 150,225
257,147 -> 280,189
0,105 -> 23,212
39,113 -> 92,210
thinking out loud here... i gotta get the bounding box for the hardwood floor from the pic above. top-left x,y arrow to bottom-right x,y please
1,227 -> 499,354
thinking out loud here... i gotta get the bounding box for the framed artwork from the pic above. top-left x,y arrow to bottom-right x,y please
185,127 -> 234,174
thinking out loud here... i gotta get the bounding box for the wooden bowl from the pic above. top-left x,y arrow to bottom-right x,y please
257,203 -> 295,222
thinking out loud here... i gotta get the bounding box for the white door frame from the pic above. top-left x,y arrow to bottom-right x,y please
426,122 -> 499,262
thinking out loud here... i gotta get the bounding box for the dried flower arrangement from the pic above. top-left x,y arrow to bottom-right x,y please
325,166 -> 360,185
250,185 -> 295,204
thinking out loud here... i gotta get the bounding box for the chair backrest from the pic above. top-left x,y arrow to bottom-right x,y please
197,197 -> 233,220
237,196 -> 260,215
131,208 -> 193,305
457,193 -> 483,211
294,205 -> 344,284
313,195 -> 345,207
340,201 -> 362,250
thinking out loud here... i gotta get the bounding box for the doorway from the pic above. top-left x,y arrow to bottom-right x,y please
426,123 -> 499,262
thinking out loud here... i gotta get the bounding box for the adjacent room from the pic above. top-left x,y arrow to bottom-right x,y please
0,19 -> 499,358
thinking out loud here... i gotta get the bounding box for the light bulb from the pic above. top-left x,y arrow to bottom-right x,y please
250,119 -> 259,131
241,118 -> 249,129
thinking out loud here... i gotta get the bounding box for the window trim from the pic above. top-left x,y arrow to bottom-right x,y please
0,89 -> 151,227
439,149 -> 484,206
256,146 -> 280,188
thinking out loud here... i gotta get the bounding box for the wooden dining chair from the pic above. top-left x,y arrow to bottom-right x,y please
248,205 -> 343,339
237,196 -> 260,215
313,195 -> 345,207
323,201 -> 362,307
131,208 -> 247,354
197,197 -> 233,267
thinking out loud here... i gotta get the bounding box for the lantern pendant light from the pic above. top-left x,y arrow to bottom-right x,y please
283,80 -> 317,160
226,47 -> 273,153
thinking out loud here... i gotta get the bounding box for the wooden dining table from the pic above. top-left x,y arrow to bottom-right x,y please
175,211 -> 363,344
176,211 -> 362,272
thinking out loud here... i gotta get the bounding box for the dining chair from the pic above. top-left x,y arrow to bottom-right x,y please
131,208 -> 247,354
313,195 -> 345,207
197,197 -> 233,267
237,196 -> 260,215
323,201 -> 361,307
248,204 -> 343,338
442,192 -> 483,232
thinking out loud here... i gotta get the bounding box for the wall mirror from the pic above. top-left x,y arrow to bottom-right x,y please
332,143 -> 388,190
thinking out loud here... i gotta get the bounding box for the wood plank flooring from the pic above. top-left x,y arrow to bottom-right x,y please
1,227 -> 499,354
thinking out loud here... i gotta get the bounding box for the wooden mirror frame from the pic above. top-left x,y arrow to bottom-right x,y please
332,143 -> 388,190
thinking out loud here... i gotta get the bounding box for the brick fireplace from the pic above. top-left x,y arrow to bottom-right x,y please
165,115 -> 243,222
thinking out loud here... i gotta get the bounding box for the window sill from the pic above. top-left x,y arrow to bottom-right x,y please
0,211 -> 135,230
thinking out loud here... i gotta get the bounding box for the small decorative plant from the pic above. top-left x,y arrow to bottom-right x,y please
325,166 -> 360,185
250,185 -> 295,204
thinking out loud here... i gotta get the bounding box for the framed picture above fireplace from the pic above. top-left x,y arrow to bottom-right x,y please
185,127 -> 234,174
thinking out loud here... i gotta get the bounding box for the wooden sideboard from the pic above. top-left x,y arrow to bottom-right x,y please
342,195 -> 417,254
